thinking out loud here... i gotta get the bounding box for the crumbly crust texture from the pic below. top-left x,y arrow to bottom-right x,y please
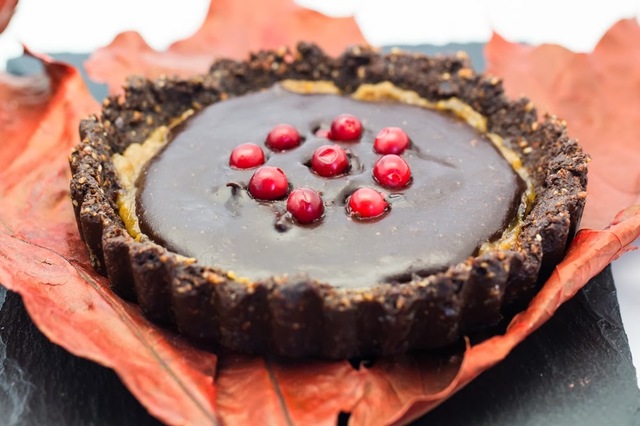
70,43 -> 588,358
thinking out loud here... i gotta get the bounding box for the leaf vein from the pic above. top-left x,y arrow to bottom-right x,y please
265,360 -> 294,426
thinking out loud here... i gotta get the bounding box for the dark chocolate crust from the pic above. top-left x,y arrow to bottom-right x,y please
69,43 -> 588,358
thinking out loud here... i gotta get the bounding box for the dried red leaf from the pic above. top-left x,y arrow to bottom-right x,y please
485,19 -> 640,230
0,51 -> 219,425
216,355 -> 368,425
84,0 -> 366,94
386,206 -> 640,425
348,353 -> 463,425
0,0 -> 17,33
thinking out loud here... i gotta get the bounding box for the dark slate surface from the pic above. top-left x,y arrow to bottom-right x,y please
2,269 -> 638,425
2,45 -> 639,425
424,267 -> 640,426
381,42 -> 486,70
8,53 -> 109,101
0,287 -> 162,426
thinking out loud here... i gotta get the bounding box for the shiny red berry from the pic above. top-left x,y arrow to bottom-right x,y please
311,144 -> 349,177
374,127 -> 410,155
265,124 -> 302,151
373,155 -> 412,189
248,166 -> 288,200
229,143 -> 265,169
329,114 -> 362,141
347,188 -> 389,219
287,188 -> 324,224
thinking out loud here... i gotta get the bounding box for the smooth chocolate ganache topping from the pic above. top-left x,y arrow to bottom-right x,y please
70,44 -> 588,358
134,84 -> 526,289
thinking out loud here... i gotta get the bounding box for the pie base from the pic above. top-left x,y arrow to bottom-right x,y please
70,43 -> 588,358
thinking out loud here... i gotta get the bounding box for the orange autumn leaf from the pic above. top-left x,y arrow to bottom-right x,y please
0,50 -> 219,425
84,0 -> 366,94
0,0 -> 17,33
216,355 -> 369,425
485,18 -> 640,230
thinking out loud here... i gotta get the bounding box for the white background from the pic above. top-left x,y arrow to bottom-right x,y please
1,0 -> 639,385
2,0 -> 640,58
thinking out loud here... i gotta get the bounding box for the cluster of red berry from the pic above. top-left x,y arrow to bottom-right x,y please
228,114 -> 412,225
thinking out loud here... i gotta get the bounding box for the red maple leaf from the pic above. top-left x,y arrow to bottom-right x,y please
485,19 -> 640,230
84,0 -> 366,94
0,0 -> 17,33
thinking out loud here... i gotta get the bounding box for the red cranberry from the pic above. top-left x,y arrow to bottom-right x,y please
347,188 -> 389,219
229,143 -> 265,169
329,114 -> 362,141
286,188 -> 324,224
248,166 -> 288,200
373,155 -> 412,189
311,144 -> 349,177
374,127 -> 410,155
265,124 -> 302,151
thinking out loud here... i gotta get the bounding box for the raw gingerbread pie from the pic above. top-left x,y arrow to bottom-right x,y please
70,44 -> 588,358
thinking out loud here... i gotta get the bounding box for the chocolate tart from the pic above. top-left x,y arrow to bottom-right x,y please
70,43 -> 588,358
